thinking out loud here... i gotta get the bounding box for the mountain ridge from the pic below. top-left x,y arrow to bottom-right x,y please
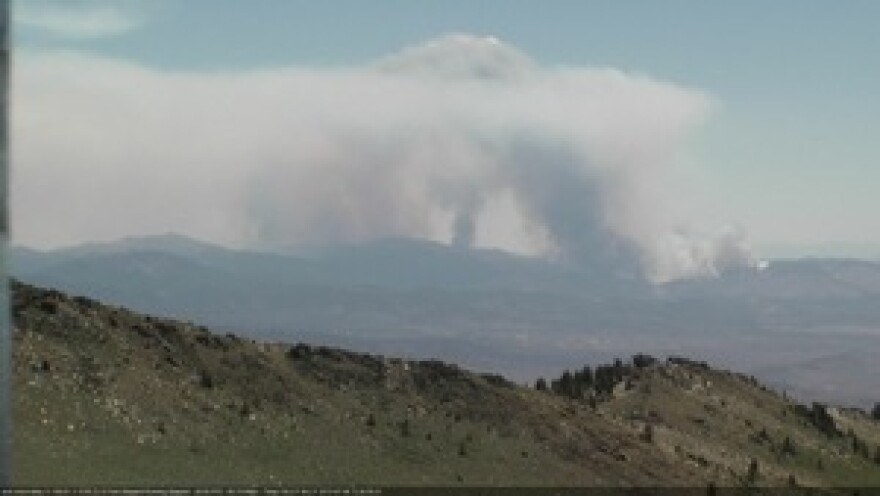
11,279 -> 880,486
11,234 -> 880,409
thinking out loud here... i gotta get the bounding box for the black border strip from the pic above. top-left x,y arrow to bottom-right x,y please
1,488 -> 877,496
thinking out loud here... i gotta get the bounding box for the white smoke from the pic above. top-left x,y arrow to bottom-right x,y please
13,34 -> 755,281
650,226 -> 756,282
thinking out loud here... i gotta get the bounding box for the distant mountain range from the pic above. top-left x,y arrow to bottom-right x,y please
10,234 -> 880,407
12,233 -> 880,329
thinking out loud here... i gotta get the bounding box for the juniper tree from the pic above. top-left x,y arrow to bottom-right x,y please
640,423 -> 654,443
781,436 -> 796,456
199,370 -> 214,389
632,353 -> 657,368
706,481 -> 717,496
612,358 -> 624,381
746,458 -> 759,484
559,370 -> 574,398
578,365 -> 593,388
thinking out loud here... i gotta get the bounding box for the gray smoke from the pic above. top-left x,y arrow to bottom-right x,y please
452,206 -> 478,248
13,33 -> 754,281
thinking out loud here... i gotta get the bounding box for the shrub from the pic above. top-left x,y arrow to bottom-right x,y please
781,436 -> 796,456
754,427 -> 770,444
746,458 -> 759,483
808,403 -> 841,437
706,482 -> 717,496
199,370 -> 214,389
632,353 -> 657,368
39,300 -> 58,314
640,423 -> 654,443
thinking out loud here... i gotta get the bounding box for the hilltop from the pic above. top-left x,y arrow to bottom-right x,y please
11,280 -> 880,487
13,234 -> 880,409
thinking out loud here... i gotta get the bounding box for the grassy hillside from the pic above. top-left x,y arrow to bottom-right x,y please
10,280 -> 880,487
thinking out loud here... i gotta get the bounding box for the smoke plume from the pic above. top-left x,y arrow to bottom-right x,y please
13,33 -> 754,281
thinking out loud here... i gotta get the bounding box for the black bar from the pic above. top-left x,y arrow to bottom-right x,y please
0,0 -> 9,488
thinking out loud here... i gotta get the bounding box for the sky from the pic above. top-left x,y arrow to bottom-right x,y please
10,0 -> 880,264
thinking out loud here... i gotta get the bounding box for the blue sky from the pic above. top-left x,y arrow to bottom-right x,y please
12,0 -> 880,260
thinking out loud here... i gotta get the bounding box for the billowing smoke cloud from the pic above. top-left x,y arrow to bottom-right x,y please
452,200 -> 479,249
13,33 -> 754,281
652,226 -> 755,280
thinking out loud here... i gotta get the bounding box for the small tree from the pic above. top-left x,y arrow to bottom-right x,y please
559,370 -> 574,398
781,436 -> 796,456
860,440 -> 871,459
746,458 -> 759,484
199,370 -> 214,389
612,358 -> 625,382
640,423 -> 654,443
872,402 -> 880,421
632,353 -> 657,368
594,366 -> 615,396
851,433 -> 868,457
706,481 -> 717,496
579,365 -> 593,388
810,403 -> 840,436
535,377 -> 548,391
